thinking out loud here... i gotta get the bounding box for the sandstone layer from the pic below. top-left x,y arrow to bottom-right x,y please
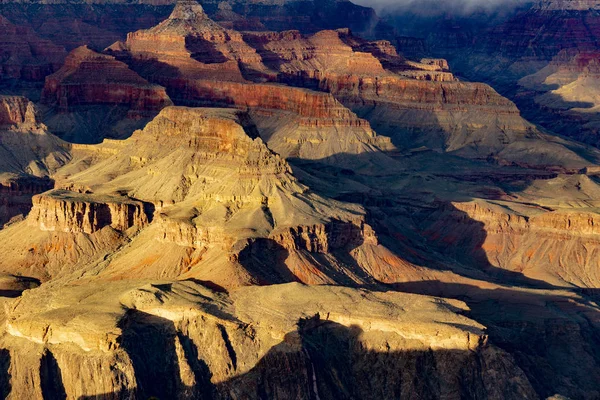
518,49 -> 600,147
0,280 -> 539,399
0,106 -> 412,288
42,46 -> 172,115
39,46 -> 173,143
0,2 -> 599,399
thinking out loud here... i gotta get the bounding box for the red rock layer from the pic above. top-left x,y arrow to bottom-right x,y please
168,80 -> 371,127
112,0 -> 267,82
0,96 -> 37,126
41,46 -> 172,115
422,201 -> 600,287
0,14 -> 67,80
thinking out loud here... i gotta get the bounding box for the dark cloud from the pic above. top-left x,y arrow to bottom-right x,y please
352,0 -> 533,15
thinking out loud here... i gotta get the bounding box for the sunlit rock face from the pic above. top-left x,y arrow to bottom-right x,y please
1,1 -> 600,399
0,281 -> 538,399
518,50 -> 600,147
0,96 -> 70,228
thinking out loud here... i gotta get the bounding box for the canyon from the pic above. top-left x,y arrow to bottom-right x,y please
0,0 -> 599,399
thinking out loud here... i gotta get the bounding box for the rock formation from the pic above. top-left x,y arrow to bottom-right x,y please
0,106 -> 412,287
42,46 -> 172,115
237,27 -> 595,168
110,0 -> 267,82
0,281 -> 540,399
0,14 -> 67,81
40,46 -> 172,143
0,1 -> 599,399
518,49 -> 600,147
0,96 -> 70,227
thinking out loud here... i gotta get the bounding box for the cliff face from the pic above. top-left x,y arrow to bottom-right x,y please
0,14 -> 67,81
41,46 -> 172,115
0,281 -> 538,400
234,27 -> 592,168
2,2 -> 600,399
0,96 -> 71,227
0,106 -> 408,287
0,96 -> 37,127
113,0 -> 267,82
518,49 -> 600,148
109,14 -> 398,170
28,190 -> 152,234
39,46 -> 173,143
420,199 -> 600,288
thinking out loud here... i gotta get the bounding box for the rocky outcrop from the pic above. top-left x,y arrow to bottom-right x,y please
0,96 -> 71,227
28,190 -> 152,234
235,25 -> 587,166
0,176 -> 55,228
41,46 -> 172,115
421,199 -> 600,287
0,14 -> 67,81
518,49 -> 600,147
1,106 -> 403,286
112,0 -> 267,81
0,96 -> 37,127
0,281 -> 538,399
157,79 -> 396,167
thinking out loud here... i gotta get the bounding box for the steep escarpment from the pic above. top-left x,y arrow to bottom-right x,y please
518,49 -> 600,147
154,80 -> 396,169
238,27 -> 594,169
28,190 -> 152,234
418,197 -> 600,288
109,0 -> 267,82
40,46 -> 172,143
0,281 -> 538,399
0,96 -> 38,127
108,10 -> 398,171
0,14 -> 67,81
0,96 -> 70,227
41,46 -> 172,115
0,106 -> 410,286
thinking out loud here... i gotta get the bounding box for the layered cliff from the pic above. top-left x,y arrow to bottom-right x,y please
0,281 -> 538,399
28,190 -> 152,234
0,96 -> 70,227
108,9 -> 398,171
0,96 -> 37,127
111,0 -> 267,82
39,46 -> 173,143
419,197 -> 600,288
41,46 -> 172,115
0,14 -> 67,81
518,49 -> 600,147
238,27 -> 594,168
0,106 -> 409,286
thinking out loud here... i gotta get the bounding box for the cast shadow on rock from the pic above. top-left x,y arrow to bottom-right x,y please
76,314 -> 537,399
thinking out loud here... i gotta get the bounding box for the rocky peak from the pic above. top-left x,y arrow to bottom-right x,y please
0,96 -> 38,128
169,0 -> 208,23
154,0 -> 224,35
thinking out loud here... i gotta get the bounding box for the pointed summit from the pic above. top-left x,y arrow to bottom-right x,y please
148,0 -> 224,35
169,0 -> 208,22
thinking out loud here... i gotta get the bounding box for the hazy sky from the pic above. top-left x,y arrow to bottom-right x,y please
351,0 -> 532,15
